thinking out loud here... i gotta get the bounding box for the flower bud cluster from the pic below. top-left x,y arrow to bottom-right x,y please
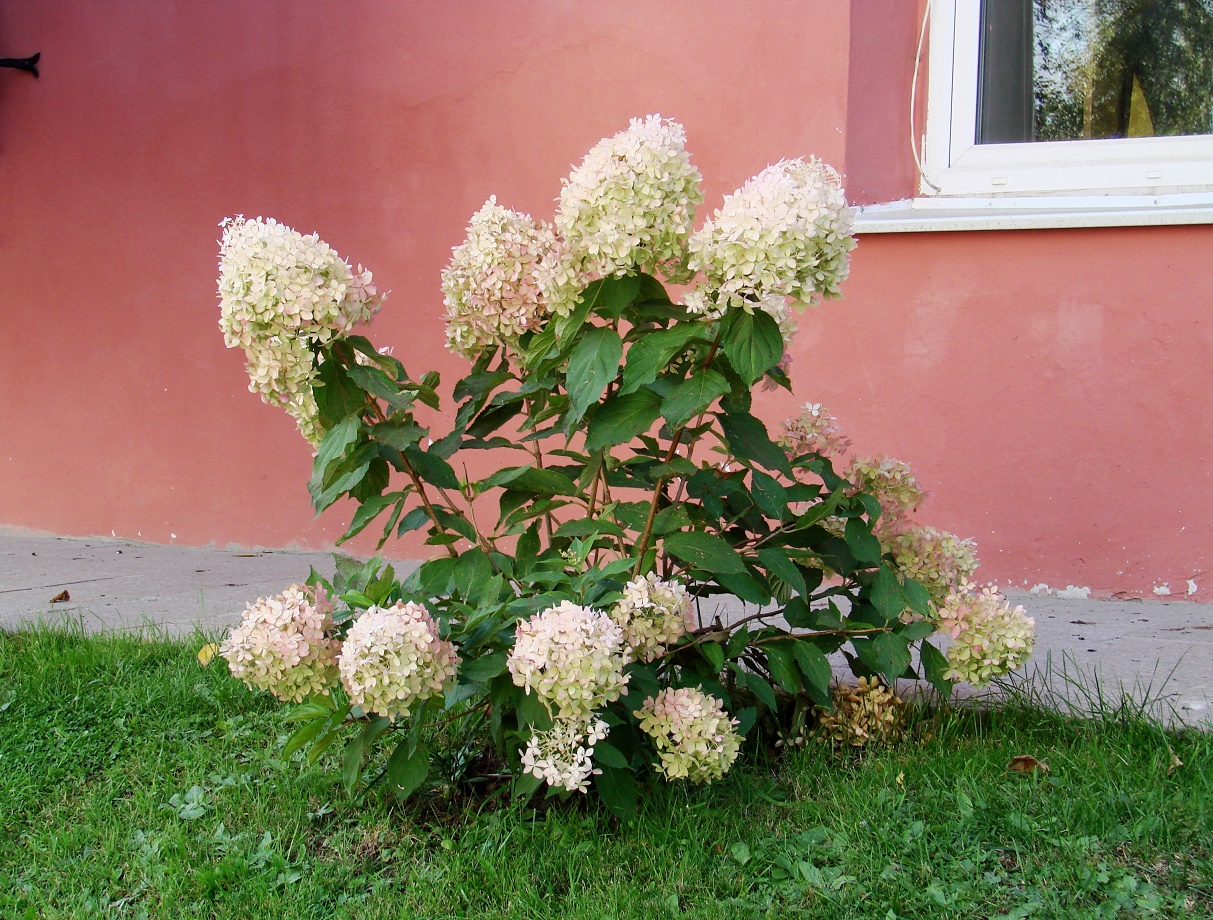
218,216 -> 384,444
338,601 -> 458,720
813,677 -> 905,748
220,585 -> 340,703
780,402 -> 852,459
846,455 -> 927,534
556,115 -> 703,282
442,197 -> 567,358
610,573 -> 694,662
890,526 -> 979,608
937,583 -> 1035,687
519,716 -> 610,794
685,157 -> 855,339
636,687 -> 741,784
507,601 -> 629,720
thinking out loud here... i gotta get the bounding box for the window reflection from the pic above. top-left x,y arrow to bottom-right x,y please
980,0 -> 1213,143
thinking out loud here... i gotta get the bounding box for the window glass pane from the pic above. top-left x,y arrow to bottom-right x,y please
980,0 -> 1213,143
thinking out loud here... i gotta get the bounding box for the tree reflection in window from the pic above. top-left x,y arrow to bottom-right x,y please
1034,0 -> 1213,141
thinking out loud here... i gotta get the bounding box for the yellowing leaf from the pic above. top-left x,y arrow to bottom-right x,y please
197,643 -> 221,667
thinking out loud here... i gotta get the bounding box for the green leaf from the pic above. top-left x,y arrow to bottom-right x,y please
459,650 -> 508,683
454,370 -> 512,403
508,467 -> 580,496
553,518 -> 625,540
903,578 -> 932,618
593,741 -> 629,769
739,670 -> 778,713
661,369 -> 730,429
402,447 -> 460,491
385,740 -> 430,800
871,633 -> 912,684
734,707 -> 758,737
920,640 -> 953,699
593,764 -> 638,820
396,506 -> 430,536
715,569 -> 771,605
585,389 -> 663,452
565,327 -> 623,427
721,308 -> 784,384
281,718 -> 327,760
663,531 -> 746,574
619,324 -> 706,396
339,492 -> 401,545
845,517 -> 884,564
308,416 -> 361,502
717,410 -> 793,476
792,641 -> 833,705
453,550 -> 493,601
765,643 -> 802,695
870,564 -> 906,622
699,641 -> 725,672
314,349 -> 368,425
756,547 -> 807,598
749,469 -> 789,520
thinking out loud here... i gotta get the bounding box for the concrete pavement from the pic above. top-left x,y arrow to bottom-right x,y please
2,530 -> 1209,726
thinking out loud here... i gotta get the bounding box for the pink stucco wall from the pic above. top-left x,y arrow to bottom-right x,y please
2,1 -> 1209,597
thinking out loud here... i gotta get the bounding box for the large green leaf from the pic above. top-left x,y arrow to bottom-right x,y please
402,446 -> 460,491
718,410 -> 793,476
662,369 -> 730,429
565,327 -> 623,427
764,643 -> 802,695
314,349 -> 368,425
871,633 -> 913,684
756,547 -> 807,597
869,564 -> 906,622
663,531 -> 746,574
721,308 -> 784,384
844,517 -> 883,564
585,389 -> 663,451
385,740 -> 430,800
371,421 -> 425,451
792,640 -> 833,705
920,640 -> 953,699
619,324 -> 706,396
593,763 -> 638,820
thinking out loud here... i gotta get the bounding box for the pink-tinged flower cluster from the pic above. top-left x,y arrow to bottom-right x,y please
218,216 -> 384,444
610,573 -> 694,663
636,687 -> 741,784
507,601 -> 629,720
556,115 -> 703,282
847,455 -> 927,534
937,584 -> 1035,687
338,601 -> 458,721
890,526 -> 979,608
781,403 -> 852,459
519,716 -> 610,794
442,197 -> 570,359
220,585 -> 339,703
685,157 -> 855,338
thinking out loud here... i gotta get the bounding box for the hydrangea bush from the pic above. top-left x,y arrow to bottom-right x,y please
216,115 -> 1035,814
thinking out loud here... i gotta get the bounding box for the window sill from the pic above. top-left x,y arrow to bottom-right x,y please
853,192 -> 1213,234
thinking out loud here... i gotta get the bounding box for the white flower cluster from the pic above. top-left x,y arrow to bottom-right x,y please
442,197 -> 567,359
684,157 -> 855,340
556,115 -> 703,282
890,526 -> 979,608
338,601 -> 458,720
218,216 -> 384,444
936,584 -> 1035,687
609,573 -> 694,663
781,402 -> 852,459
507,601 -> 629,720
519,716 -> 610,794
636,687 -> 741,784
847,455 -> 927,534
220,585 -> 340,703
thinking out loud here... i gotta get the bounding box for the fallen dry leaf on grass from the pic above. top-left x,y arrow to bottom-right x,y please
197,643 -> 221,667
50,589 -> 70,603
1008,754 -> 1049,774
1167,747 -> 1183,776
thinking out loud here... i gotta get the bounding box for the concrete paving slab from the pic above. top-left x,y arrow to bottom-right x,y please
1,531 -> 1209,726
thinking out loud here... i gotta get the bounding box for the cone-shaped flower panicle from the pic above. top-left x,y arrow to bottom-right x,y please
338,601 -> 458,720
781,402 -> 852,459
636,687 -> 741,784
847,455 -> 927,534
891,526 -> 979,609
685,157 -> 855,337
220,584 -> 340,703
507,600 -> 629,720
937,583 -> 1035,687
556,115 -> 703,282
610,573 -> 694,663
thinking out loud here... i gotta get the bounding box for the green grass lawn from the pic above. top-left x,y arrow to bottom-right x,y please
1,627 -> 1210,919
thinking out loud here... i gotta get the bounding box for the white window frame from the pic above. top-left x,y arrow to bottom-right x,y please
924,0 -> 1213,197
855,0 -> 1213,232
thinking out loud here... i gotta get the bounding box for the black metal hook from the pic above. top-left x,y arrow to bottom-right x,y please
0,52 -> 40,78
